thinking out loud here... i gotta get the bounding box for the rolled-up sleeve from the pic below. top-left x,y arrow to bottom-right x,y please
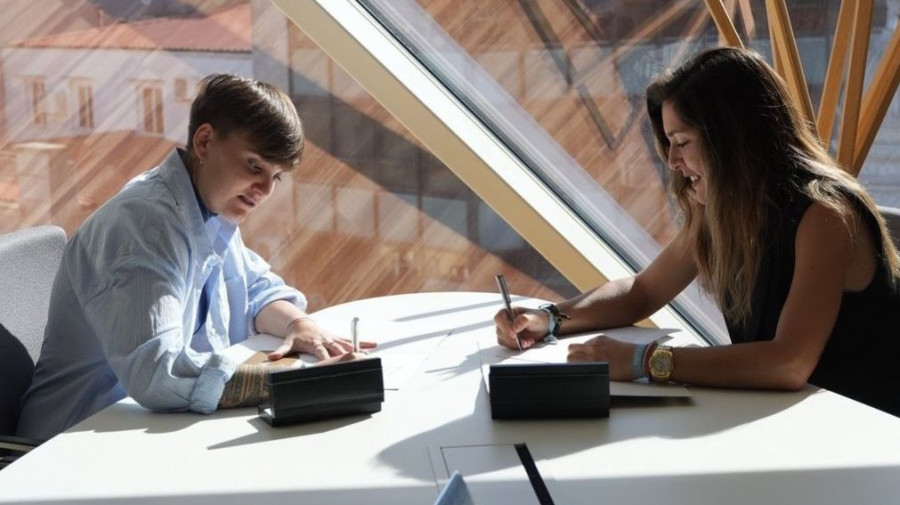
72,201 -> 237,414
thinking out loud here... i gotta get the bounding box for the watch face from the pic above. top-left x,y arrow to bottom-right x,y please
651,353 -> 673,370
649,348 -> 674,379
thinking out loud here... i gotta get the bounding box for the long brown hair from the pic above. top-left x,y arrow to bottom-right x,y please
646,47 -> 900,324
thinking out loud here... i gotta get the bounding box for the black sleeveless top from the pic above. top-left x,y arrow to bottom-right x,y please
725,191 -> 900,416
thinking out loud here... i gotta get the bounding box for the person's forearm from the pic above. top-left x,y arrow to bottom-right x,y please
218,364 -> 270,408
668,341 -> 815,391
555,277 -> 654,334
254,299 -> 310,338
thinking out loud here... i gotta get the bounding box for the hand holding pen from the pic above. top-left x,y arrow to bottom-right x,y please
494,274 -> 561,351
495,274 -> 522,351
269,315 -> 376,362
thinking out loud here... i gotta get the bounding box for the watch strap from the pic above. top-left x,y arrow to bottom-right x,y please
539,303 -> 570,338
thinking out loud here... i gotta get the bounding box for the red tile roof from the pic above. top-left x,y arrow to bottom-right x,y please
14,4 -> 250,53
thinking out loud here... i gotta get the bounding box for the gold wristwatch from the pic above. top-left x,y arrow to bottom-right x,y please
648,345 -> 675,383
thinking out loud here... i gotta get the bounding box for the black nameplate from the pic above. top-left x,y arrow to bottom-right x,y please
258,357 -> 384,426
489,362 -> 609,419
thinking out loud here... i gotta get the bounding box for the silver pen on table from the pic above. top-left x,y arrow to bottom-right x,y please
495,274 -> 522,351
351,316 -> 360,353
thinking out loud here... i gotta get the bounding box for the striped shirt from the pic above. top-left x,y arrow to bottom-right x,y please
18,149 -> 305,440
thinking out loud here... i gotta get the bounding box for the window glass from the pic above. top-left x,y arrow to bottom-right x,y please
359,0 -> 900,340
858,1 -> 900,207
358,0 -> 730,337
0,0 -> 574,310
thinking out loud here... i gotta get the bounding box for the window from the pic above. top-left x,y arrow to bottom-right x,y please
273,0 -> 705,336
73,81 -> 95,129
0,2 -> 574,308
29,78 -> 47,127
288,0 -> 900,342
174,78 -> 194,101
139,85 -> 164,135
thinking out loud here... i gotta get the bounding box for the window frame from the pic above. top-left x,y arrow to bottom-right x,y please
270,0 -> 712,345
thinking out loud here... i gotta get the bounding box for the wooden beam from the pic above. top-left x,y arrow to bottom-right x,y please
724,0 -> 738,46
853,22 -> 900,174
817,0 -> 855,148
766,3 -> 784,77
837,0 -> 874,171
766,0 -> 817,134
705,0 -> 743,47
737,0 -> 755,39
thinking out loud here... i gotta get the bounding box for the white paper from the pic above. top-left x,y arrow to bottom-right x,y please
224,317 -> 449,390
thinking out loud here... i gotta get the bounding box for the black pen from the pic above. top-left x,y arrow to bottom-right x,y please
495,274 -> 522,351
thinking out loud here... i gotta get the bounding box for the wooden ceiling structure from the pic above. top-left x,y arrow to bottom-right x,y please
705,0 -> 900,176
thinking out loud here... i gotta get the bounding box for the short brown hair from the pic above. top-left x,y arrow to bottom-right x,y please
187,74 -> 304,168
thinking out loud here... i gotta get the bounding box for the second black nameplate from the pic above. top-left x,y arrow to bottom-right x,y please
489,362 -> 610,419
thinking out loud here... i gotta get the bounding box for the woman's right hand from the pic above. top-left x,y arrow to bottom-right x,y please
494,307 -> 550,350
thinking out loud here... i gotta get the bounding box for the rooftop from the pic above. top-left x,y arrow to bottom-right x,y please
13,4 -> 250,53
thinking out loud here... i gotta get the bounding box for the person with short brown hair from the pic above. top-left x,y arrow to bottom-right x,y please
18,74 -> 372,441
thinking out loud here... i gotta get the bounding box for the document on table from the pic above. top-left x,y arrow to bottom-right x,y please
476,327 -> 692,397
223,318 -> 448,390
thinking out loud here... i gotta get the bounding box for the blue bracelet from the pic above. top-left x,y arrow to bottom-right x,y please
632,343 -> 648,379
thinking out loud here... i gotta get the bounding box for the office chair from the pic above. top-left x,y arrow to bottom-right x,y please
0,225 -> 66,469
879,206 -> 900,249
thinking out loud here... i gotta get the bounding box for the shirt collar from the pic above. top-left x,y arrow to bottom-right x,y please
159,148 -> 237,260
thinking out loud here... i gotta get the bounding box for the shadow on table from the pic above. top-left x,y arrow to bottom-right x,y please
65,398 -> 374,447
371,319 -> 493,353
392,295 -> 529,322
206,413 -> 374,451
65,400 -> 250,435
373,371 -> 817,481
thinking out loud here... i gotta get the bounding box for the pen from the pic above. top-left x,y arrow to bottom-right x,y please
351,317 -> 359,353
495,274 -> 522,351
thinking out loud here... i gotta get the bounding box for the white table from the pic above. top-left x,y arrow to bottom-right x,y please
2,292 -> 900,504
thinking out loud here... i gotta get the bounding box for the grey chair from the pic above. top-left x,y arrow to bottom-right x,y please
879,205 -> 900,248
0,225 -> 66,469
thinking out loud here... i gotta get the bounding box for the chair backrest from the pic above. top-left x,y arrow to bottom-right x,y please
0,225 -> 66,364
879,206 -> 900,249
0,323 -> 34,436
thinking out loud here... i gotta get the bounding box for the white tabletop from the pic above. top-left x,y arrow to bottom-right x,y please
2,292 -> 900,504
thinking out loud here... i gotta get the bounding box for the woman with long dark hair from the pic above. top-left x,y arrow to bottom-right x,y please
495,47 -> 900,416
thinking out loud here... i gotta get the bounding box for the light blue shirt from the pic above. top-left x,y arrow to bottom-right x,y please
18,149 -> 306,440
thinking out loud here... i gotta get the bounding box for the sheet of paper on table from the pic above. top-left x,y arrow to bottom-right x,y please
476,327 -> 692,397
222,318 -> 449,390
